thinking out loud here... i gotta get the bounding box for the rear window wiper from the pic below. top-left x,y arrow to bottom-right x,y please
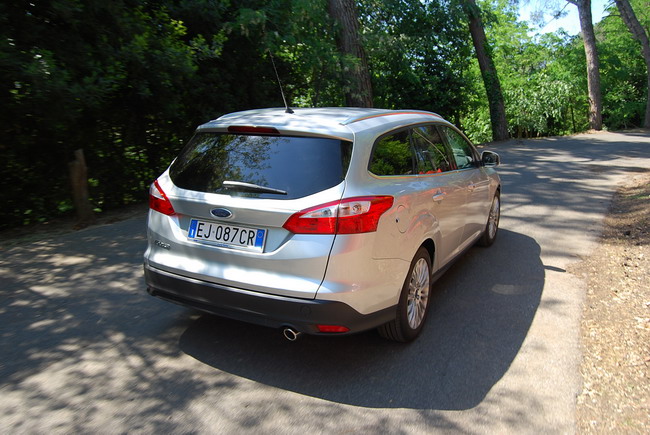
222,180 -> 288,195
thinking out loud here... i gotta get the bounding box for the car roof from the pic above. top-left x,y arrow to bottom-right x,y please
197,107 -> 448,140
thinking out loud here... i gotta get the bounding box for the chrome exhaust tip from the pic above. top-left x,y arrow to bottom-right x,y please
282,327 -> 302,341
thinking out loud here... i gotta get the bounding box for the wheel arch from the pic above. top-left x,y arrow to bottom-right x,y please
421,238 -> 436,269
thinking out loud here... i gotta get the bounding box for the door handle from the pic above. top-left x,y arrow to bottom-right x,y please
468,183 -> 477,192
432,191 -> 446,202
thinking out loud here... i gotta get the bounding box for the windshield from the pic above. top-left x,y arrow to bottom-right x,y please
169,133 -> 352,200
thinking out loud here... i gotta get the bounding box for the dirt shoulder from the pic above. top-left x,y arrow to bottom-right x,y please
572,172 -> 650,433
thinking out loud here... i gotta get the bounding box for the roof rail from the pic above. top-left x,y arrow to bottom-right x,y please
341,110 -> 442,125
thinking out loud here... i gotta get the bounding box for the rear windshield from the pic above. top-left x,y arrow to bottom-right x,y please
169,133 -> 352,199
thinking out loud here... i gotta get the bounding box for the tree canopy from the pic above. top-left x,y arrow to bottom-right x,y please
1,0 -> 649,229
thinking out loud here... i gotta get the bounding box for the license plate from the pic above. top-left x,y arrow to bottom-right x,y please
188,219 -> 266,251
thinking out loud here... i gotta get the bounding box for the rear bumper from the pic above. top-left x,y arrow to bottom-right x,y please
144,264 -> 395,335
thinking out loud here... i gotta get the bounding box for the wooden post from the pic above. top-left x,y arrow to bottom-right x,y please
68,149 -> 96,227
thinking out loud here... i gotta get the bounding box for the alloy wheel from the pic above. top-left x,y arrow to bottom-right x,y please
406,257 -> 430,329
488,196 -> 500,240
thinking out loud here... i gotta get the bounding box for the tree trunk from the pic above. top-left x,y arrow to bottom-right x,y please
614,0 -> 650,128
327,0 -> 373,107
570,0 -> 603,130
462,0 -> 509,141
68,149 -> 96,227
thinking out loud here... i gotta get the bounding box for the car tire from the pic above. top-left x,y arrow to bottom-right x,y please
478,191 -> 500,247
378,246 -> 432,342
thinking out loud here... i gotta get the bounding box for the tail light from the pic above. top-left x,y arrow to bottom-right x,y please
149,180 -> 176,216
283,196 -> 393,234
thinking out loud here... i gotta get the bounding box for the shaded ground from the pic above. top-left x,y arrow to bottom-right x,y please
0,203 -> 148,248
572,172 -> 650,433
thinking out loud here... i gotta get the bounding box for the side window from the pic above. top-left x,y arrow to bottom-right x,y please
442,126 -> 476,170
369,130 -> 414,176
411,125 -> 454,173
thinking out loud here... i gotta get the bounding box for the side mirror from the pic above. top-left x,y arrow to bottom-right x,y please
481,151 -> 500,167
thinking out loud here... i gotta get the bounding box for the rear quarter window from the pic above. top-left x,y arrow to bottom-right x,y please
368,130 -> 414,176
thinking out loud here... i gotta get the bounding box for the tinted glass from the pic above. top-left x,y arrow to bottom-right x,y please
369,130 -> 414,176
169,133 -> 352,199
442,127 -> 476,169
411,125 -> 454,173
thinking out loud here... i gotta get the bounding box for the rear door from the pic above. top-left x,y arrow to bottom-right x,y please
368,126 -> 467,267
410,125 -> 469,265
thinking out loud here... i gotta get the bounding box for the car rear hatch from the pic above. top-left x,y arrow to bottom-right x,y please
146,129 -> 353,299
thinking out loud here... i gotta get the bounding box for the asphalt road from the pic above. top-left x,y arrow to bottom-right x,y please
1,131 -> 649,433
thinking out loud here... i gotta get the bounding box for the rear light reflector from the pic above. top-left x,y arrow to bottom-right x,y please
149,180 -> 176,216
317,325 -> 350,333
282,196 -> 393,234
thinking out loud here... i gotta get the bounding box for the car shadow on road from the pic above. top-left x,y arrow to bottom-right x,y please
179,229 -> 543,410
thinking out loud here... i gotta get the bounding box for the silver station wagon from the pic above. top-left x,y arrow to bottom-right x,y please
144,108 -> 501,342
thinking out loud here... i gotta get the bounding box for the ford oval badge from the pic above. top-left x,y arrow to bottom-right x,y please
211,208 -> 232,218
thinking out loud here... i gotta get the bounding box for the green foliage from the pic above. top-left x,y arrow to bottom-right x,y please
361,0 -> 473,117
460,0 -> 588,142
2,0 -> 650,230
597,0 -> 649,129
0,0 -> 211,228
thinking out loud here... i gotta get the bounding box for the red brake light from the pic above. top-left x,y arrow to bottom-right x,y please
282,196 -> 394,235
227,126 -> 280,135
149,180 -> 176,216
